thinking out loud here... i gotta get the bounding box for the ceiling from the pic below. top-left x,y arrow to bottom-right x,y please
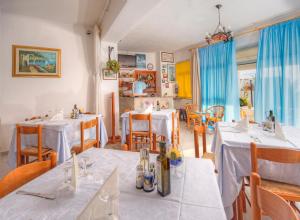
118,0 -> 300,52
0,0 -> 107,27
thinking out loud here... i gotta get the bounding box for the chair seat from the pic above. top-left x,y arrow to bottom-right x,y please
261,179 -> 300,201
202,152 -> 215,164
71,139 -> 98,154
21,146 -> 53,156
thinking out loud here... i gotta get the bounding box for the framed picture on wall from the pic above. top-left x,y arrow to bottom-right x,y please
167,64 -> 175,82
161,52 -> 174,63
136,54 -> 146,69
103,69 -> 118,80
12,45 -> 61,78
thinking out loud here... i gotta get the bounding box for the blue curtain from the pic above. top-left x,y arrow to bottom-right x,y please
199,41 -> 240,121
254,18 -> 300,127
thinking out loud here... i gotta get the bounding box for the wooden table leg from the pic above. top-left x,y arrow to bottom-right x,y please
153,134 -> 157,152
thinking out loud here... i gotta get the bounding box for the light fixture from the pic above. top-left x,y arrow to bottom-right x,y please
205,4 -> 233,44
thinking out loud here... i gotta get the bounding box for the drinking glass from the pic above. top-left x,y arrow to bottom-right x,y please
98,190 -> 120,220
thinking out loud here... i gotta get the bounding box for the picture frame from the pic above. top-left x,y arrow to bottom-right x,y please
136,54 -> 146,69
12,45 -> 61,78
103,69 -> 118,80
161,52 -> 174,63
167,64 -> 175,82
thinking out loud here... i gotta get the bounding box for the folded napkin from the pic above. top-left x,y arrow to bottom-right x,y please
235,116 -> 249,132
275,121 -> 286,141
49,110 -> 64,121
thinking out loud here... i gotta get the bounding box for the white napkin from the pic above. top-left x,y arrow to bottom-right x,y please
77,167 -> 119,220
235,116 -> 249,132
275,121 -> 286,141
71,153 -> 79,191
49,109 -> 64,121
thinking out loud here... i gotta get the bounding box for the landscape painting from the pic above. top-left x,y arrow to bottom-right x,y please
13,45 -> 61,77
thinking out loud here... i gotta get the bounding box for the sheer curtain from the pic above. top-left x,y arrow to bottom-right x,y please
192,49 -> 201,109
198,41 -> 240,121
254,18 -> 300,127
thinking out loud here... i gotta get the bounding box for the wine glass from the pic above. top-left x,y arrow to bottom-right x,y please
98,190 -> 120,220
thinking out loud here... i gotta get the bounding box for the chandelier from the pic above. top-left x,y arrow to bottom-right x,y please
205,4 -> 233,44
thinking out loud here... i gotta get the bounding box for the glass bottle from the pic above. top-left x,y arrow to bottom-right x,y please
156,142 -> 171,197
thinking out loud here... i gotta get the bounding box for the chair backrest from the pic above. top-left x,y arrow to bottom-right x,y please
251,172 -> 299,220
250,142 -> 300,173
206,105 -> 224,120
16,124 -> 43,166
194,124 -> 206,158
80,117 -> 99,150
185,104 -> 198,114
172,111 -> 180,147
129,113 -> 152,151
0,152 -> 57,198
129,113 -> 152,133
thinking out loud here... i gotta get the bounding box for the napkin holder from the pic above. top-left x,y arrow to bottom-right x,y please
77,167 -> 120,220
235,116 -> 249,132
275,121 -> 286,141
71,153 -> 79,191
49,110 -> 64,121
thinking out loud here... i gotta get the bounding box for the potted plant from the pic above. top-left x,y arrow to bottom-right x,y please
106,59 -> 120,73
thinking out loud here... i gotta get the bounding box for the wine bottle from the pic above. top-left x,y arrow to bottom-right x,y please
156,142 -> 171,197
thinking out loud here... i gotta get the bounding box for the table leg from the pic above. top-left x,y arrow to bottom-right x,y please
153,134 -> 157,152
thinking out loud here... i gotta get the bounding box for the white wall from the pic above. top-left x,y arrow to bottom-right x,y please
100,41 -> 119,137
0,12 -> 95,151
174,48 -> 191,63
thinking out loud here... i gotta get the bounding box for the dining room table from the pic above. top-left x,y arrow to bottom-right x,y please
8,114 -> 108,168
121,109 -> 176,146
212,121 -> 300,219
0,147 -> 226,220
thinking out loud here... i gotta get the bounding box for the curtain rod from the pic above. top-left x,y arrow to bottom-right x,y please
189,12 -> 300,51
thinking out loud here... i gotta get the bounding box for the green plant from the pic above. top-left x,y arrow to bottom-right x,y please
106,59 -> 120,73
240,97 -> 248,107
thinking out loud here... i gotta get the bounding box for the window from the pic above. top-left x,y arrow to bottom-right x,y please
175,61 -> 191,98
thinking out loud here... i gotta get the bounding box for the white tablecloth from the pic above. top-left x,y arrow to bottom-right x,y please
121,109 -> 175,146
0,148 -> 226,220
212,122 -> 300,219
8,114 -> 108,167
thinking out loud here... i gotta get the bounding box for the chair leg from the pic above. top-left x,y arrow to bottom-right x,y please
232,199 -> 237,220
238,191 -> 244,220
241,181 -> 247,213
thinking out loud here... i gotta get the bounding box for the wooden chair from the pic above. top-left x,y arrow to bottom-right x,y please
250,142 -> 300,212
185,104 -> 202,129
16,124 -> 54,167
171,111 -> 180,148
71,117 -> 99,154
0,152 -> 57,198
251,172 -> 299,220
128,113 -> 153,152
194,124 -> 215,163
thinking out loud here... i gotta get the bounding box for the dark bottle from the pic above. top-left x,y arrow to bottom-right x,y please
156,142 -> 171,197
156,100 -> 161,111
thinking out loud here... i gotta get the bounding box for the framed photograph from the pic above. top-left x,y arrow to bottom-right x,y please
12,45 -> 61,78
167,64 -> 175,82
161,52 -> 174,63
103,69 -> 117,80
136,54 -> 146,69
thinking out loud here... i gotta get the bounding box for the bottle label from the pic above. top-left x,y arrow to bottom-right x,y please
156,161 -> 162,192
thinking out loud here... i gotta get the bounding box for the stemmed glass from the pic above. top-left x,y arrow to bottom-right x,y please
98,190 -> 120,220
